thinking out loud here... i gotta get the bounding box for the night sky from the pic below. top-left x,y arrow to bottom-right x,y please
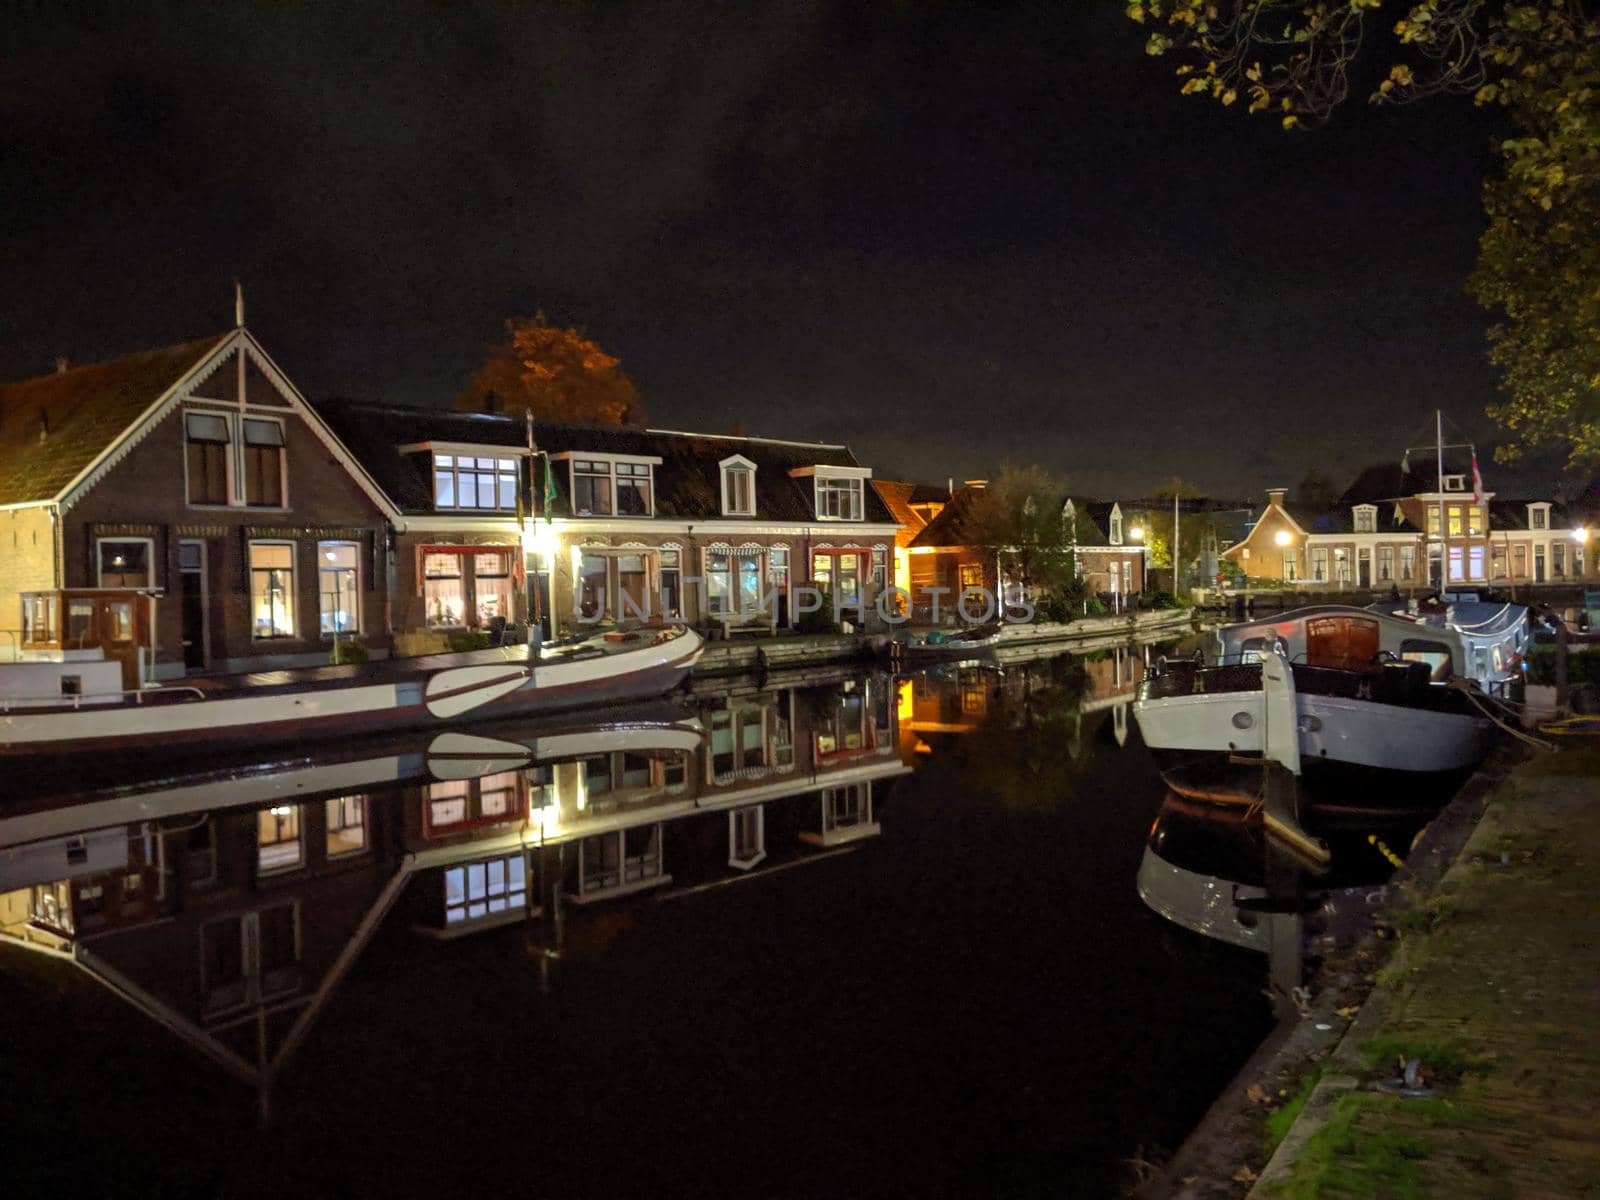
1,3 -> 1516,497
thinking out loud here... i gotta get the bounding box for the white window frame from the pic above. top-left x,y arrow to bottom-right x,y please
248,539 -> 298,640
432,452 -> 519,512
317,540 -> 362,637
1109,504 -> 1123,546
182,406 -> 289,510
815,475 -> 864,522
719,454 -> 757,517
95,536 -> 156,588
183,409 -> 233,506
1352,505 -> 1377,533
552,452 -> 660,518
240,415 -> 288,509
1528,503 -> 1550,531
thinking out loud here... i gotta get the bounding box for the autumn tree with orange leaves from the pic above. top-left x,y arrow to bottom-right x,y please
457,313 -> 645,425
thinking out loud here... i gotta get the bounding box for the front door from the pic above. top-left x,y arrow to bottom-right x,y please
1358,548 -> 1371,588
1535,546 -> 1547,583
99,596 -> 145,689
179,540 -> 207,670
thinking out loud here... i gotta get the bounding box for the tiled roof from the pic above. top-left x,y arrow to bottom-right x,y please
314,400 -> 896,524
908,485 -> 981,548
0,335 -> 230,505
873,480 -> 932,546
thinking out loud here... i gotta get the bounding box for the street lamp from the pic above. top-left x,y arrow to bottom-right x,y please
1129,525 -> 1145,542
1274,530 -> 1292,546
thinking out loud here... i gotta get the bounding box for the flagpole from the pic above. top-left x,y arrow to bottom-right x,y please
526,408 -> 541,658
1436,409 -> 1446,591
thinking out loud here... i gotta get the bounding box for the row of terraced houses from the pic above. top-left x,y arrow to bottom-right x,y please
1,322 -> 1592,681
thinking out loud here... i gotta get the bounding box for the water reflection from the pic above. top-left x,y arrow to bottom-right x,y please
0,669 -> 908,1113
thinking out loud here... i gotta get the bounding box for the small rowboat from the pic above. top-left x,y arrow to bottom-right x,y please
889,621 -> 1004,666
0,626 -> 703,761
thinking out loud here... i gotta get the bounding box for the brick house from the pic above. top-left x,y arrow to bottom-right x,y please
0,326 -> 394,679
316,401 -> 900,640
1223,461 -> 1594,589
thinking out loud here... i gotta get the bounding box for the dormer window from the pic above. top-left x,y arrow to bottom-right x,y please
816,476 -> 863,521
1062,499 -> 1077,544
1353,504 -> 1377,533
720,455 -> 757,517
434,453 -> 517,511
1529,503 -> 1550,531
1443,474 -> 1466,492
1109,504 -> 1123,546
563,455 -> 656,517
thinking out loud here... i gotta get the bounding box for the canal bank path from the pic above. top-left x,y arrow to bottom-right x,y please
1248,744 -> 1600,1199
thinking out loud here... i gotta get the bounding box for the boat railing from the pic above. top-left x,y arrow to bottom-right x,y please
0,684 -> 207,714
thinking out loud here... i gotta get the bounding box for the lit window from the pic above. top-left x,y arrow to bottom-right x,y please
660,548 -> 683,618
1427,509 -> 1441,536
572,460 -> 613,516
1469,545 -> 1485,579
444,854 -> 527,925
816,476 -> 863,521
257,805 -> 303,874
325,796 -> 367,857
1400,545 -> 1416,580
424,552 -> 466,628
185,412 -> 231,505
242,419 -> 285,507
318,541 -> 360,636
1448,507 -> 1464,537
249,543 -> 295,638
474,551 -> 514,626
433,454 -> 517,511
98,540 -> 152,588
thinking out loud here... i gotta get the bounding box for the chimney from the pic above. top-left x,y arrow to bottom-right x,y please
55,356 -> 69,374
1266,487 -> 1287,507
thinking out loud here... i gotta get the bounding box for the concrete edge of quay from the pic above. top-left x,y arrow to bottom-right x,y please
1136,745 -> 1518,1200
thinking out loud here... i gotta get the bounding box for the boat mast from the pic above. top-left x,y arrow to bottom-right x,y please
1436,409 -> 1446,590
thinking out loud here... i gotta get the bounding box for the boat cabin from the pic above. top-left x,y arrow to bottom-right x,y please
10,588 -> 160,701
1215,605 -> 1466,684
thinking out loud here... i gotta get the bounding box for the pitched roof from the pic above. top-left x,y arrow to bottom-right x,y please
0,334 -> 230,505
873,480 -> 933,546
315,400 -> 896,524
908,484 -> 983,548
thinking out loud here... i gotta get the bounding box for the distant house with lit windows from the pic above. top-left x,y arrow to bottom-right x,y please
1223,459 -> 1594,589
318,401 -> 900,639
0,326 -> 394,680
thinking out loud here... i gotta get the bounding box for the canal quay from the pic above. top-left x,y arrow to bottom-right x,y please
8,621 -> 1583,1199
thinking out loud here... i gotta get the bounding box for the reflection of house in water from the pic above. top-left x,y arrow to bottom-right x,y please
896,642 -> 1154,757
0,675 -> 907,1102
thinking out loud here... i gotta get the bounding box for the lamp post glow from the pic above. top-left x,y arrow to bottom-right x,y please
1129,526 -> 1145,542
1274,530 -> 1292,546
522,523 -> 558,648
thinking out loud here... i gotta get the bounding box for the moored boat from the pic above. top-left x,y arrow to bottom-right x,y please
0,625 -> 703,761
1132,605 -> 1496,805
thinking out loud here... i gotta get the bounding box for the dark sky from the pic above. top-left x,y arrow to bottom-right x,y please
0,2 -> 1517,497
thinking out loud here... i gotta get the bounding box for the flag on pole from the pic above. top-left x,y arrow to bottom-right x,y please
1471,447 -> 1485,506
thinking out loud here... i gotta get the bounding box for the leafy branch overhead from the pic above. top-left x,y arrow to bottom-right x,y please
1132,1 -> 1600,466
457,312 -> 645,426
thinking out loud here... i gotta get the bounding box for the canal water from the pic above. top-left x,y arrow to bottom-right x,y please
0,639 -> 1426,1197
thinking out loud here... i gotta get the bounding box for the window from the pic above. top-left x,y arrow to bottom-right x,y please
706,548 -> 763,616
1400,545 -> 1416,580
1353,506 -> 1376,533
1553,542 -> 1566,577
578,551 -> 610,620
721,460 -> 755,516
424,772 -> 523,837
98,539 -> 152,588
816,475 -> 864,521
572,460 -> 613,516
325,796 -> 367,857
434,454 -> 517,511
1448,506 -> 1464,537
959,561 -> 984,589
249,543 -> 296,638
1378,546 -> 1394,581
1282,553 -> 1298,582
616,462 -> 652,515
242,419 -> 285,506
424,552 -> 465,627
813,550 -> 863,606
766,548 -> 787,618
1110,512 -> 1123,544
1426,508 -> 1441,537
660,548 -> 682,618
1400,638 -> 1454,681
1530,506 -> 1548,530
1448,545 -> 1465,582
1333,547 -> 1350,584
185,411 -> 231,504
473,550 -> 513,625
1491,544 -> 1508,579
318,541 -> 360,636
871,546 -> 887,588
257,805 -> 303,874
729,806 -> 765,869
1469,545 -> 1485,579
444,855 -> 527,926
1468,505 -> 1486,535
1443,474 -> 1466,492
1310,546 -> 1329,582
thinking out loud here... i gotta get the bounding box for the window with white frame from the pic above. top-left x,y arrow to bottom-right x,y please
565,457 -> 655,517
444,854 -> 527,927
433,454 -> 517,511
816,475 -> 864,521
1443,474 -> 1466,492
659,548 -> 682,617
249,542 -> 296,639
721,457 -> 756,516
616,462 -> 652,515
1529,504 -> 1549,530
423,552 -> 465,627
706,546 -> 763,615
1400,545 -> 1416,580
1353,506 -> 1376,533
1378,546 -> 1395,581
571,460 -> 613,515
242,418 -> 286,507
317,541 -> 360,636
473,550 -> 514,625
1109,510 -> 1123,545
